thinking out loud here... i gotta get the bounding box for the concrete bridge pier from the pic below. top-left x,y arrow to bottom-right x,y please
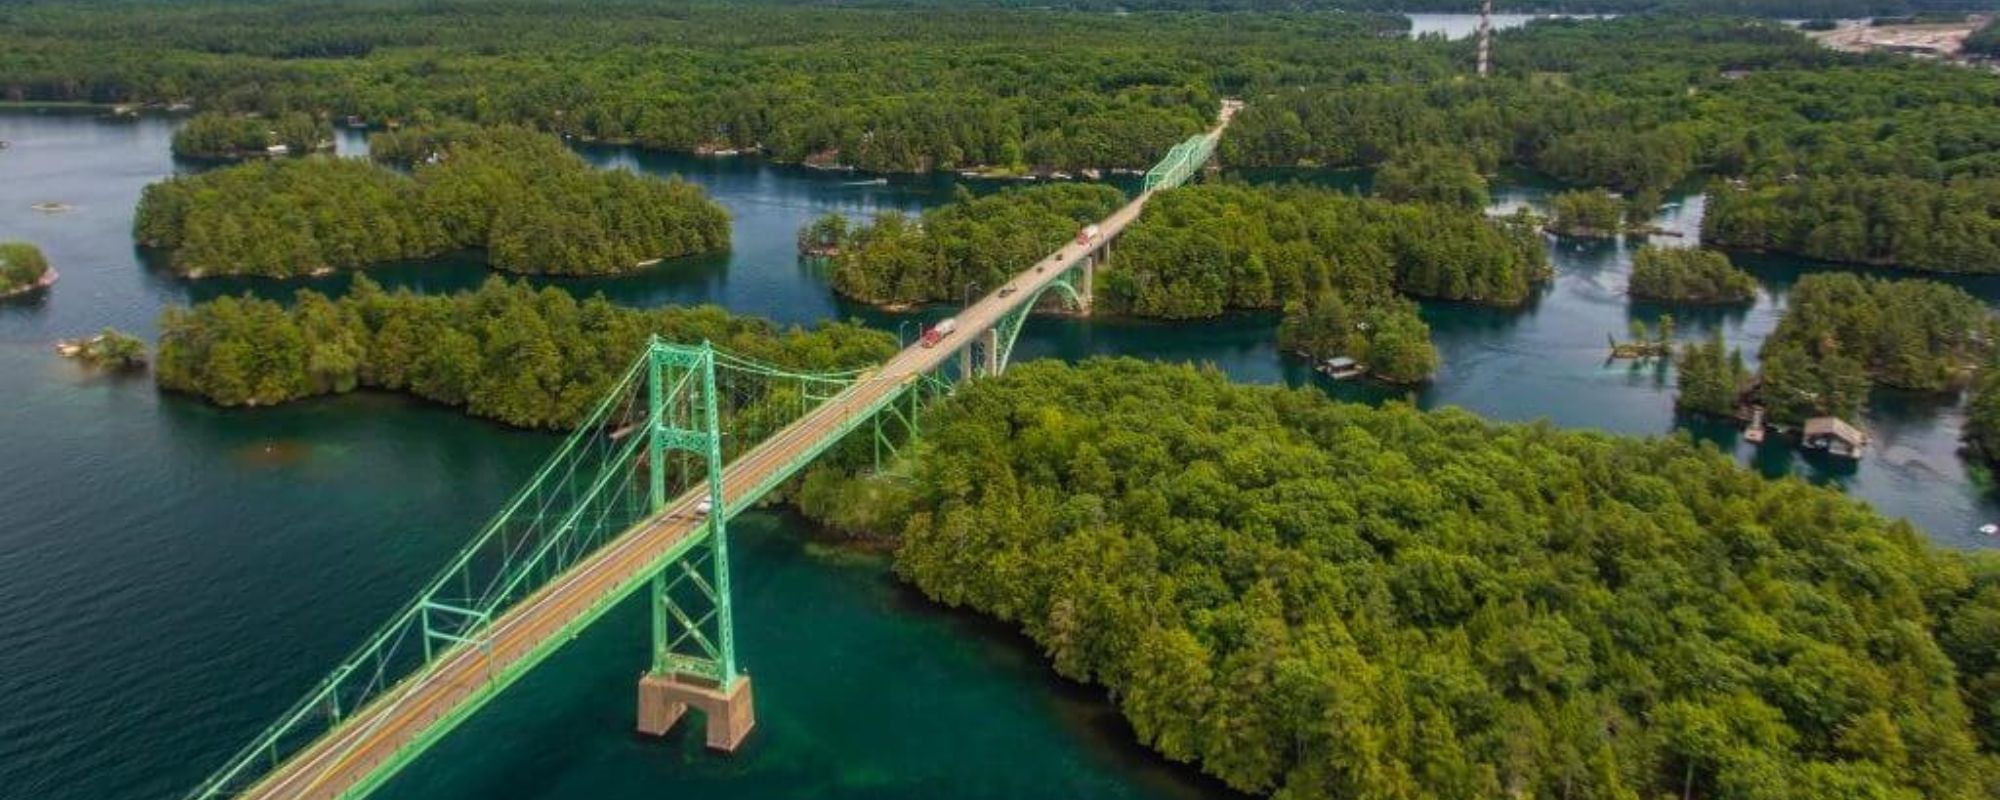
1086,250 -> 1100,313
637,672 -> 755,752
982,328 -> 999,375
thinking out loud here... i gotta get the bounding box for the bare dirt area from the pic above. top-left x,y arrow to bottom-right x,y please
1810,15 -> 1991,60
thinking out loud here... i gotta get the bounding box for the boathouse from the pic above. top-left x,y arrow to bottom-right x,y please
1803,417 -> 1868,459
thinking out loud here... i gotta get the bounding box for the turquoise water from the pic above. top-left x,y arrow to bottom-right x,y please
1,108 -> 1995,800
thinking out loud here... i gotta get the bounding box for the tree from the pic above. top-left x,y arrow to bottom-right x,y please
1629,246 -> 1756,304
0,241 -> 51,294
1676,329 -> 1747,416
1375,147 -> 1490,210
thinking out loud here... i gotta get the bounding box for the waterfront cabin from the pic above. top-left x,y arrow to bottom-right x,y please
1802,416 -> 1868,459
1319,356 -> 1366,380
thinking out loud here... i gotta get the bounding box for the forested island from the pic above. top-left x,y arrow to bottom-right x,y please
0,242 -> 54,298
1371,148 -> 1489,210
1754,274 -> 1993,424
1675,329 -> 1750,416
1546,190 -> 1632,238
819,185 -> 1126,307
56,329 -> 147,371
1108,183 -> 1543,380
155,277 -> 893,429
1109,183 -> 1547,313
1703,176 -> 2000,272
170,111 -> 331,159
797,357 -> 2000,799
134,127 -> 730,278
1627,246 -> 1756,303
815,180 -> 1542,382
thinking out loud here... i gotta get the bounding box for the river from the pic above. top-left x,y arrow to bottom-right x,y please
0,108 -> 1993,800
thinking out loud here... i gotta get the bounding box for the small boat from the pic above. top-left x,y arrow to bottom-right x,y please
1980,523 -> 1998,536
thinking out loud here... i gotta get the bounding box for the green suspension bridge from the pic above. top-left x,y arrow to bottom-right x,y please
189,100 -> 1236,800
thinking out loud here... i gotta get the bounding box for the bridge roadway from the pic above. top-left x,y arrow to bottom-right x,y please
239,105 -> 1235,800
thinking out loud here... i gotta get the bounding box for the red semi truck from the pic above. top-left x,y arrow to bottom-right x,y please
919,318 -> 958,348
1075,224 -> 1101,246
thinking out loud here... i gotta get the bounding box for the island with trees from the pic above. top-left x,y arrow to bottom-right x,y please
819,184 -> 1126,308
812,175 -> 1551,383
155,277 -> 893,429
170,111 -> 332,159
1753,274 -> 1993,424
135,127 -> 730,278
1107,183 -> 1546,380
1702,176 -> 2000,273
1106,183 -> 1547,315
56,328 -> 147,371
1545,190 -> 1630,238
1675,329 -> 1749,416
1371,147 -> 1489,209
1627,246 -> 1757,304
796,356 -> 2000,800
0,241 -> 55,298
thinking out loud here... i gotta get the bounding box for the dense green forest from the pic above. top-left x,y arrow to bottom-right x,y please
134,127 -> 729,278
821,184 -> 1126,307
169,111 -> 330,159
1627,246 -> 1757,303
1371,147 -> 1489,210
1703,176 -> 2000,272
1755,273 -> 1993,423
1675,329 -> 1749,415
0,1 -> 1429,173
1216,16 -> 2000,270
0,242 -> 51,295
796,357 -> 2000,799
155,277 -> 893,429
1224,18 -> 2000,186
1106,182 -> 1548,317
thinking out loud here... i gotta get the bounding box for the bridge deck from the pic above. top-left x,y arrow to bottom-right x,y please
236,102 -> 1235,800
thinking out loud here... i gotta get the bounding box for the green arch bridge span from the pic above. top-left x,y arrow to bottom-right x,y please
192,101 -> 1235,800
